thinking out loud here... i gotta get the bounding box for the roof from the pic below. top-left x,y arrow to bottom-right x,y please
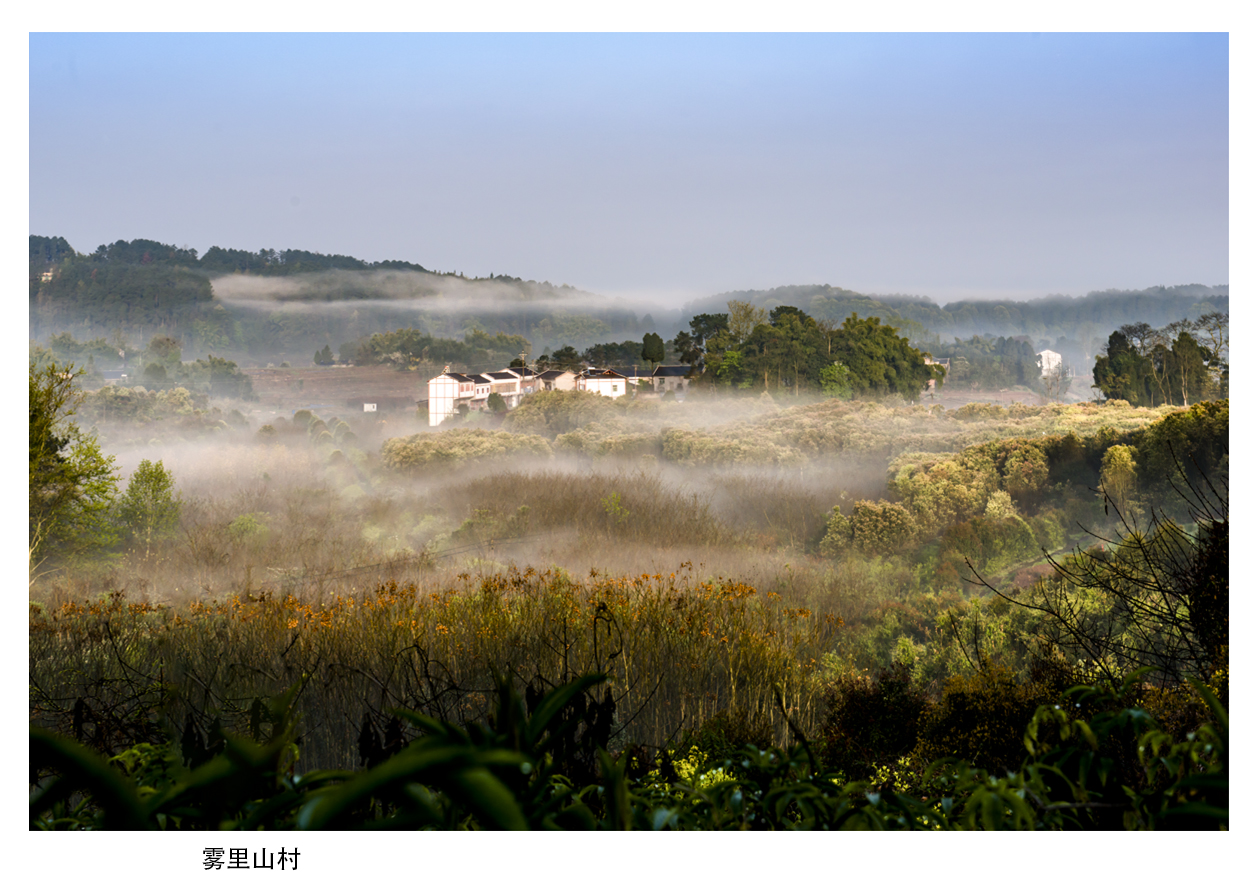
581,369 -> 627,379
484,370 -> 521,381
537,369 -> 575,380
652,365 -> 691,377
610,367 -> 645,379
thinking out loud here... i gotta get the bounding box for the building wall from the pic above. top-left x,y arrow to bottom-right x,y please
428,375 -> 474,426
583,378 -> 627,399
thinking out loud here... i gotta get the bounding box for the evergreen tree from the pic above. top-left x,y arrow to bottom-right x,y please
641,332 -> 665,365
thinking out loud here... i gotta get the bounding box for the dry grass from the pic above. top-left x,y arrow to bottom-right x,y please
30,567 -> 845,770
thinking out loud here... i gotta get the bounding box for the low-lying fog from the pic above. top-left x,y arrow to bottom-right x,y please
76,396 -> 891,622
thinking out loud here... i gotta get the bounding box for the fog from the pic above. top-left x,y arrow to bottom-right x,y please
62,390 -> 903,624
210,268 -> 687,334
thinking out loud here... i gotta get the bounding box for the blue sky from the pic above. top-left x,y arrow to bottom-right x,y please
29,33 -> 1228,303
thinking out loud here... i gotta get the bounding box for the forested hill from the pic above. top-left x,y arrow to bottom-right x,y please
31,234 -> 1228,369
686,283 -> 1228,346
29,235 -> 633,360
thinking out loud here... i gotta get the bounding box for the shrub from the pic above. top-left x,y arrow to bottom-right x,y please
818,665 -> 927,779
381,428 -> 553,471
914,662 -> 1061,773
504,389 -> 621,438
847,500 -> 916,555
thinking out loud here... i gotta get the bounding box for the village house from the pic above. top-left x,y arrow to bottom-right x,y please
424,363 -> 693,423
536,369 -> 578,391
427,370 -> 479,425
650,365 -> 691,396
1036,349 -> 1063,378
426,366 -> 538,425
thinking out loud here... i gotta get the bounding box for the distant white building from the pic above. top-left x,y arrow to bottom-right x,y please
426,366 -> 538,425
536,369 -> 578,391
427,370 -> 479,426
1036,349 -> 1063,378
578,369 -> 629,399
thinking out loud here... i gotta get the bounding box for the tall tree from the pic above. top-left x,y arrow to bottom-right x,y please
29,362 -> 119,581
726,299 -> 768,343
117,459 -> 181,559
831,313 -> 939,402
641,332 -> 665,365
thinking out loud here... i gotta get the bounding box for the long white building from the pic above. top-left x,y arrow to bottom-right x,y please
426,366 -> 538,426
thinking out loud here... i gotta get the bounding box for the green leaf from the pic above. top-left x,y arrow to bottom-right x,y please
30,725 -> 148,830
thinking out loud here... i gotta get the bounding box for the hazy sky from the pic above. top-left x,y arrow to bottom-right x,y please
29,33 -> 1228,304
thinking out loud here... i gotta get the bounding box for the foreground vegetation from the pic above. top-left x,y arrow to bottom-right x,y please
32,667 -> 1226,830
30,344 -> 1227,829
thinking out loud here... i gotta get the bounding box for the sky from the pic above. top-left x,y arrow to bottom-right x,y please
29,32 -> 1228,305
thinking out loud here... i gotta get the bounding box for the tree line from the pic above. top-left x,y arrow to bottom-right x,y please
1092,314 -> 1228,406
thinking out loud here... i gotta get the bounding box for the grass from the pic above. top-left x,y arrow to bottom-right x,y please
30,566 -> 845,771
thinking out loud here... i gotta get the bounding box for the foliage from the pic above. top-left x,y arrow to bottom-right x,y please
181,355 -> 255,400
381,428 -> 553,471
1093,320 -> 1223,407
641,332 -> 665,365
820,500 -> 916,556
581,339 -> 649,368
30,669 -> 1226,830
818,665 -> 926,778
504,389 -> 623,438
117,459 -> 182,558
29,361 -> 119,580
932,335 -> 1040,391
990,468 -> 1227,690
31,569 -> 840,771
820,361 -> 854,399
914,662 -> 1062,773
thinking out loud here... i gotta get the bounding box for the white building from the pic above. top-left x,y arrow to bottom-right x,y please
1036,349 -> 1063,378
426,367 -> 539,425
578,369 -> 629,399
536,369 -> 578,391
427,371 -> 478,426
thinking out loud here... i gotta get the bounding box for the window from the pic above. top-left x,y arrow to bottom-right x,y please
612,384 -> 618,393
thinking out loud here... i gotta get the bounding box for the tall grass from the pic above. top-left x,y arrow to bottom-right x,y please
30,566 -> 845,771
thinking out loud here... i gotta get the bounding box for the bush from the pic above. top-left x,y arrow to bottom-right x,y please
914,663 -> 1061,773
381,428 -> 553,471
504,389 -> 622,438
818,666 -> 927,779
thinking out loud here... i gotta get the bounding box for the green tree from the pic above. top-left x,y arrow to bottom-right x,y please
487,392 -> 508,414
674,331 -> 704,371
141,363 -> 169,389
29,362 -> 119,581
117,459 -> 182,559
820,361 -> 855,399
1100,444 -> 1139,521
726,299 -> 768,342
549,345 -> 582,372
641,332 -> 665,365
1094,330 -> 1156,405
832,313 -> 940,402
142,335 -> 182,372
